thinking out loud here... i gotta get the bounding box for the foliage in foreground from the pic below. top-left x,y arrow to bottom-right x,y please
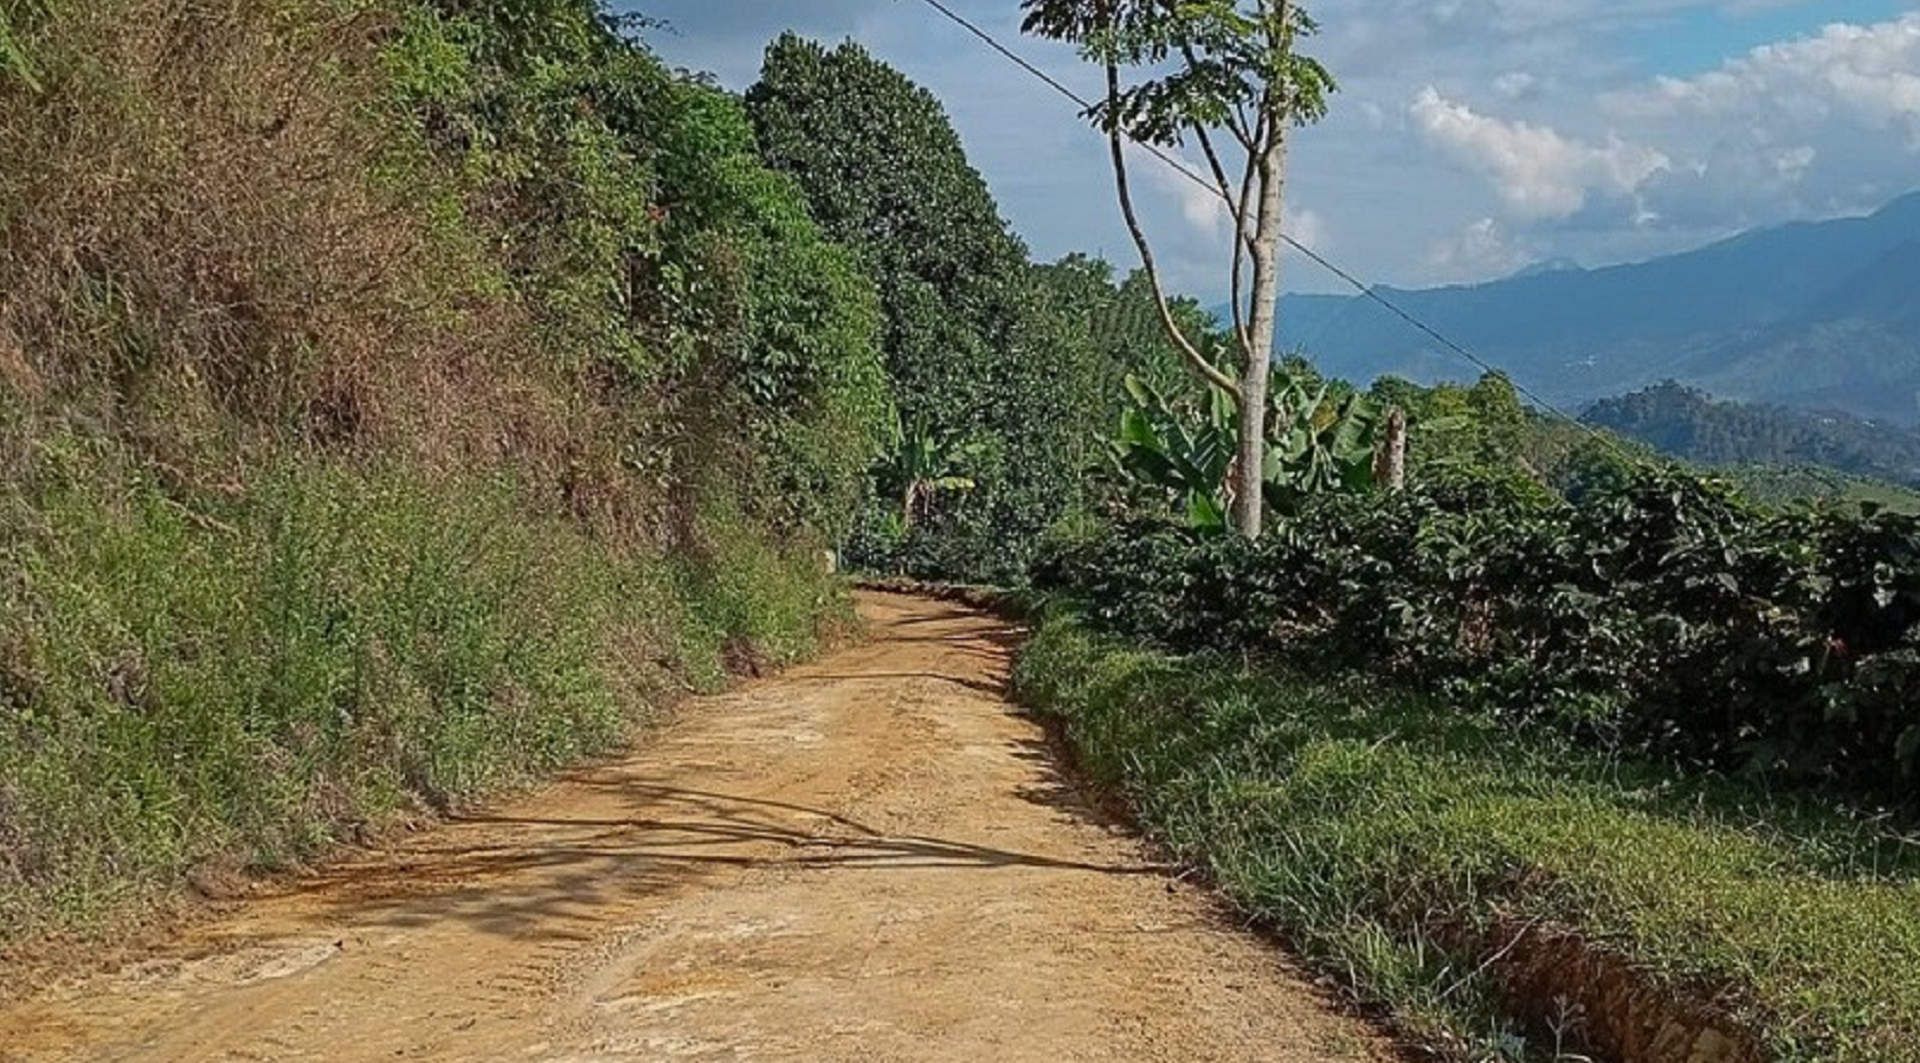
0,442 -> 841,941
0,0 -> 878,941
1104,366 -> 1383,533
1036,466 -> 1920,808
1014,612 -> 1920,1062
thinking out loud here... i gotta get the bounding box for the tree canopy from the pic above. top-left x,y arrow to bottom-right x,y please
746,35 -> 1106,579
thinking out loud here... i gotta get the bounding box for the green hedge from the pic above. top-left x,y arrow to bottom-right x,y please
1034,466 -> 1920,806
1014,613 -> 1920,1061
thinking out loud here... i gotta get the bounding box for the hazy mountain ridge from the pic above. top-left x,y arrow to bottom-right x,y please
1265,191 -> 1920,424
1581,381 -> 1920,488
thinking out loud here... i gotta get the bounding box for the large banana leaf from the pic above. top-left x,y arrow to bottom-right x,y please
1109,367 -> 1385,532
1110,373 -> 1235,531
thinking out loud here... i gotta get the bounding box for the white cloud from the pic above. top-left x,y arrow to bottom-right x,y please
1595,13 -> 1920,232
1409,87 -> 1670,219
1130,143 -> 1232,238
1618,14 -> 1920,135
1428,216 -> 1532,281
639,2 -> 1920,294
1773,144 -> 1817,183
1284,206 -> 1330,252
1492,71 -> 1539,100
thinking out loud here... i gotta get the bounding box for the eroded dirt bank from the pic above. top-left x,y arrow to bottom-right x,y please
0,592 -> 1391,1062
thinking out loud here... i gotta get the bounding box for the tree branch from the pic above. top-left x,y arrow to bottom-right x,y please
1104,57 -> 1242,399
1229,98 -> 1256,151
1229,105 -> 1267,361
1189,123 -> 1236,219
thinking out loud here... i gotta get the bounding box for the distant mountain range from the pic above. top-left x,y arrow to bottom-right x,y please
1262,190 -> 1920,425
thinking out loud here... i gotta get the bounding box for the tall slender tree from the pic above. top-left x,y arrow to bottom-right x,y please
1021,0 -> 1333,538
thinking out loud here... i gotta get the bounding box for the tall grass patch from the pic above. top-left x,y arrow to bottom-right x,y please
0,441 -> 838,940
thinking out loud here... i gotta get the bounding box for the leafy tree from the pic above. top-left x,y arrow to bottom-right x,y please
1584,381 -> 1920,489
746,35 -> 1104,578
1364,371 -> 1542,481
1022,0 -> 1334,538
389,4 -> 890,538
1467,371 -> 1529,463
1034,255 -> 1230,416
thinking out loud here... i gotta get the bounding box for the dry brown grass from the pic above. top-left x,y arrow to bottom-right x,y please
0,0 -> 655,539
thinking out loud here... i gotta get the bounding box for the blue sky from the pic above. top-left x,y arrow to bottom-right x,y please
629,1 -> 1920,299
1624,1 -> 1913,75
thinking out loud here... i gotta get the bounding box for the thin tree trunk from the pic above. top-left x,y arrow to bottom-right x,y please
1234,122 -> 1290,539
1102,64 -> 1240,399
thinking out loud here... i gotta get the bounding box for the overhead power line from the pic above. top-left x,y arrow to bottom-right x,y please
904,0 -> 1636,456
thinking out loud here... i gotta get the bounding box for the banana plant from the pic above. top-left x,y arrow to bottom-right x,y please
1263,372 -> 1385,514
1109,368 -> 1384,532
878,412 -> 983,531
1109,373 -> 1237,532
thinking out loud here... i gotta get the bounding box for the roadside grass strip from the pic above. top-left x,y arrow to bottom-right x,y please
1014,611 -> 1920,1062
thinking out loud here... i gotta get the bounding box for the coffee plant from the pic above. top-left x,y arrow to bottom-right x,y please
1034,464 -> 1920,808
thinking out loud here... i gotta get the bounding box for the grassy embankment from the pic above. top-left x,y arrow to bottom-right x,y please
1015,609 -> 1920,1062
0,452 -> 839,940
1,0 -> 878,945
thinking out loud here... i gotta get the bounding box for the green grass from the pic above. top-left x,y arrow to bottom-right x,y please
1013,608 -> 1920,1062
0,439 -> 842,942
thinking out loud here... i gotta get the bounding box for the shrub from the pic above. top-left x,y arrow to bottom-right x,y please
1035,465 -> 1920,806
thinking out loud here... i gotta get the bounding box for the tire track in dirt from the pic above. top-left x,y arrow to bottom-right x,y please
0,591 -> 1394,1062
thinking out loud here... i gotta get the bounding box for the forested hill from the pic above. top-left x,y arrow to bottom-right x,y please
1270,191 -> 1920,422
1582,381 -> 1920,488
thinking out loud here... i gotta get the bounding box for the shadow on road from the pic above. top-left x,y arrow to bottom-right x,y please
259,778 -> 1168,941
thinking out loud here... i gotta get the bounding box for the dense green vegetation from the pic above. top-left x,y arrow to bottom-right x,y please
1586,381 -> 1920,491
1033,254 -> 1219,416
746,36 -> 1106,580
1036,463 -> 1920,808
0,0 -> 882,938
1719,463 -> 1920,516
1375,374 -> 1920,514
0,0 -> 1184,943
1016,616 -> 1920,1062
1028,360 -> 1920,1053
8,0 -> 1919,1056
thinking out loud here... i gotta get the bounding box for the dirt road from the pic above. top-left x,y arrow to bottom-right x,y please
0,591 -> 1391,1062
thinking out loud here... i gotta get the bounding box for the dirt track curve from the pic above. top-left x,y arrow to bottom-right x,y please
0,591 -> 1392,1063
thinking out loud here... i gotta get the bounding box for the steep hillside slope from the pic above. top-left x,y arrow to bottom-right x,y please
1582,381 -> 1920,486
1686,240 -> 1920,422
0,0 -> 884,941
